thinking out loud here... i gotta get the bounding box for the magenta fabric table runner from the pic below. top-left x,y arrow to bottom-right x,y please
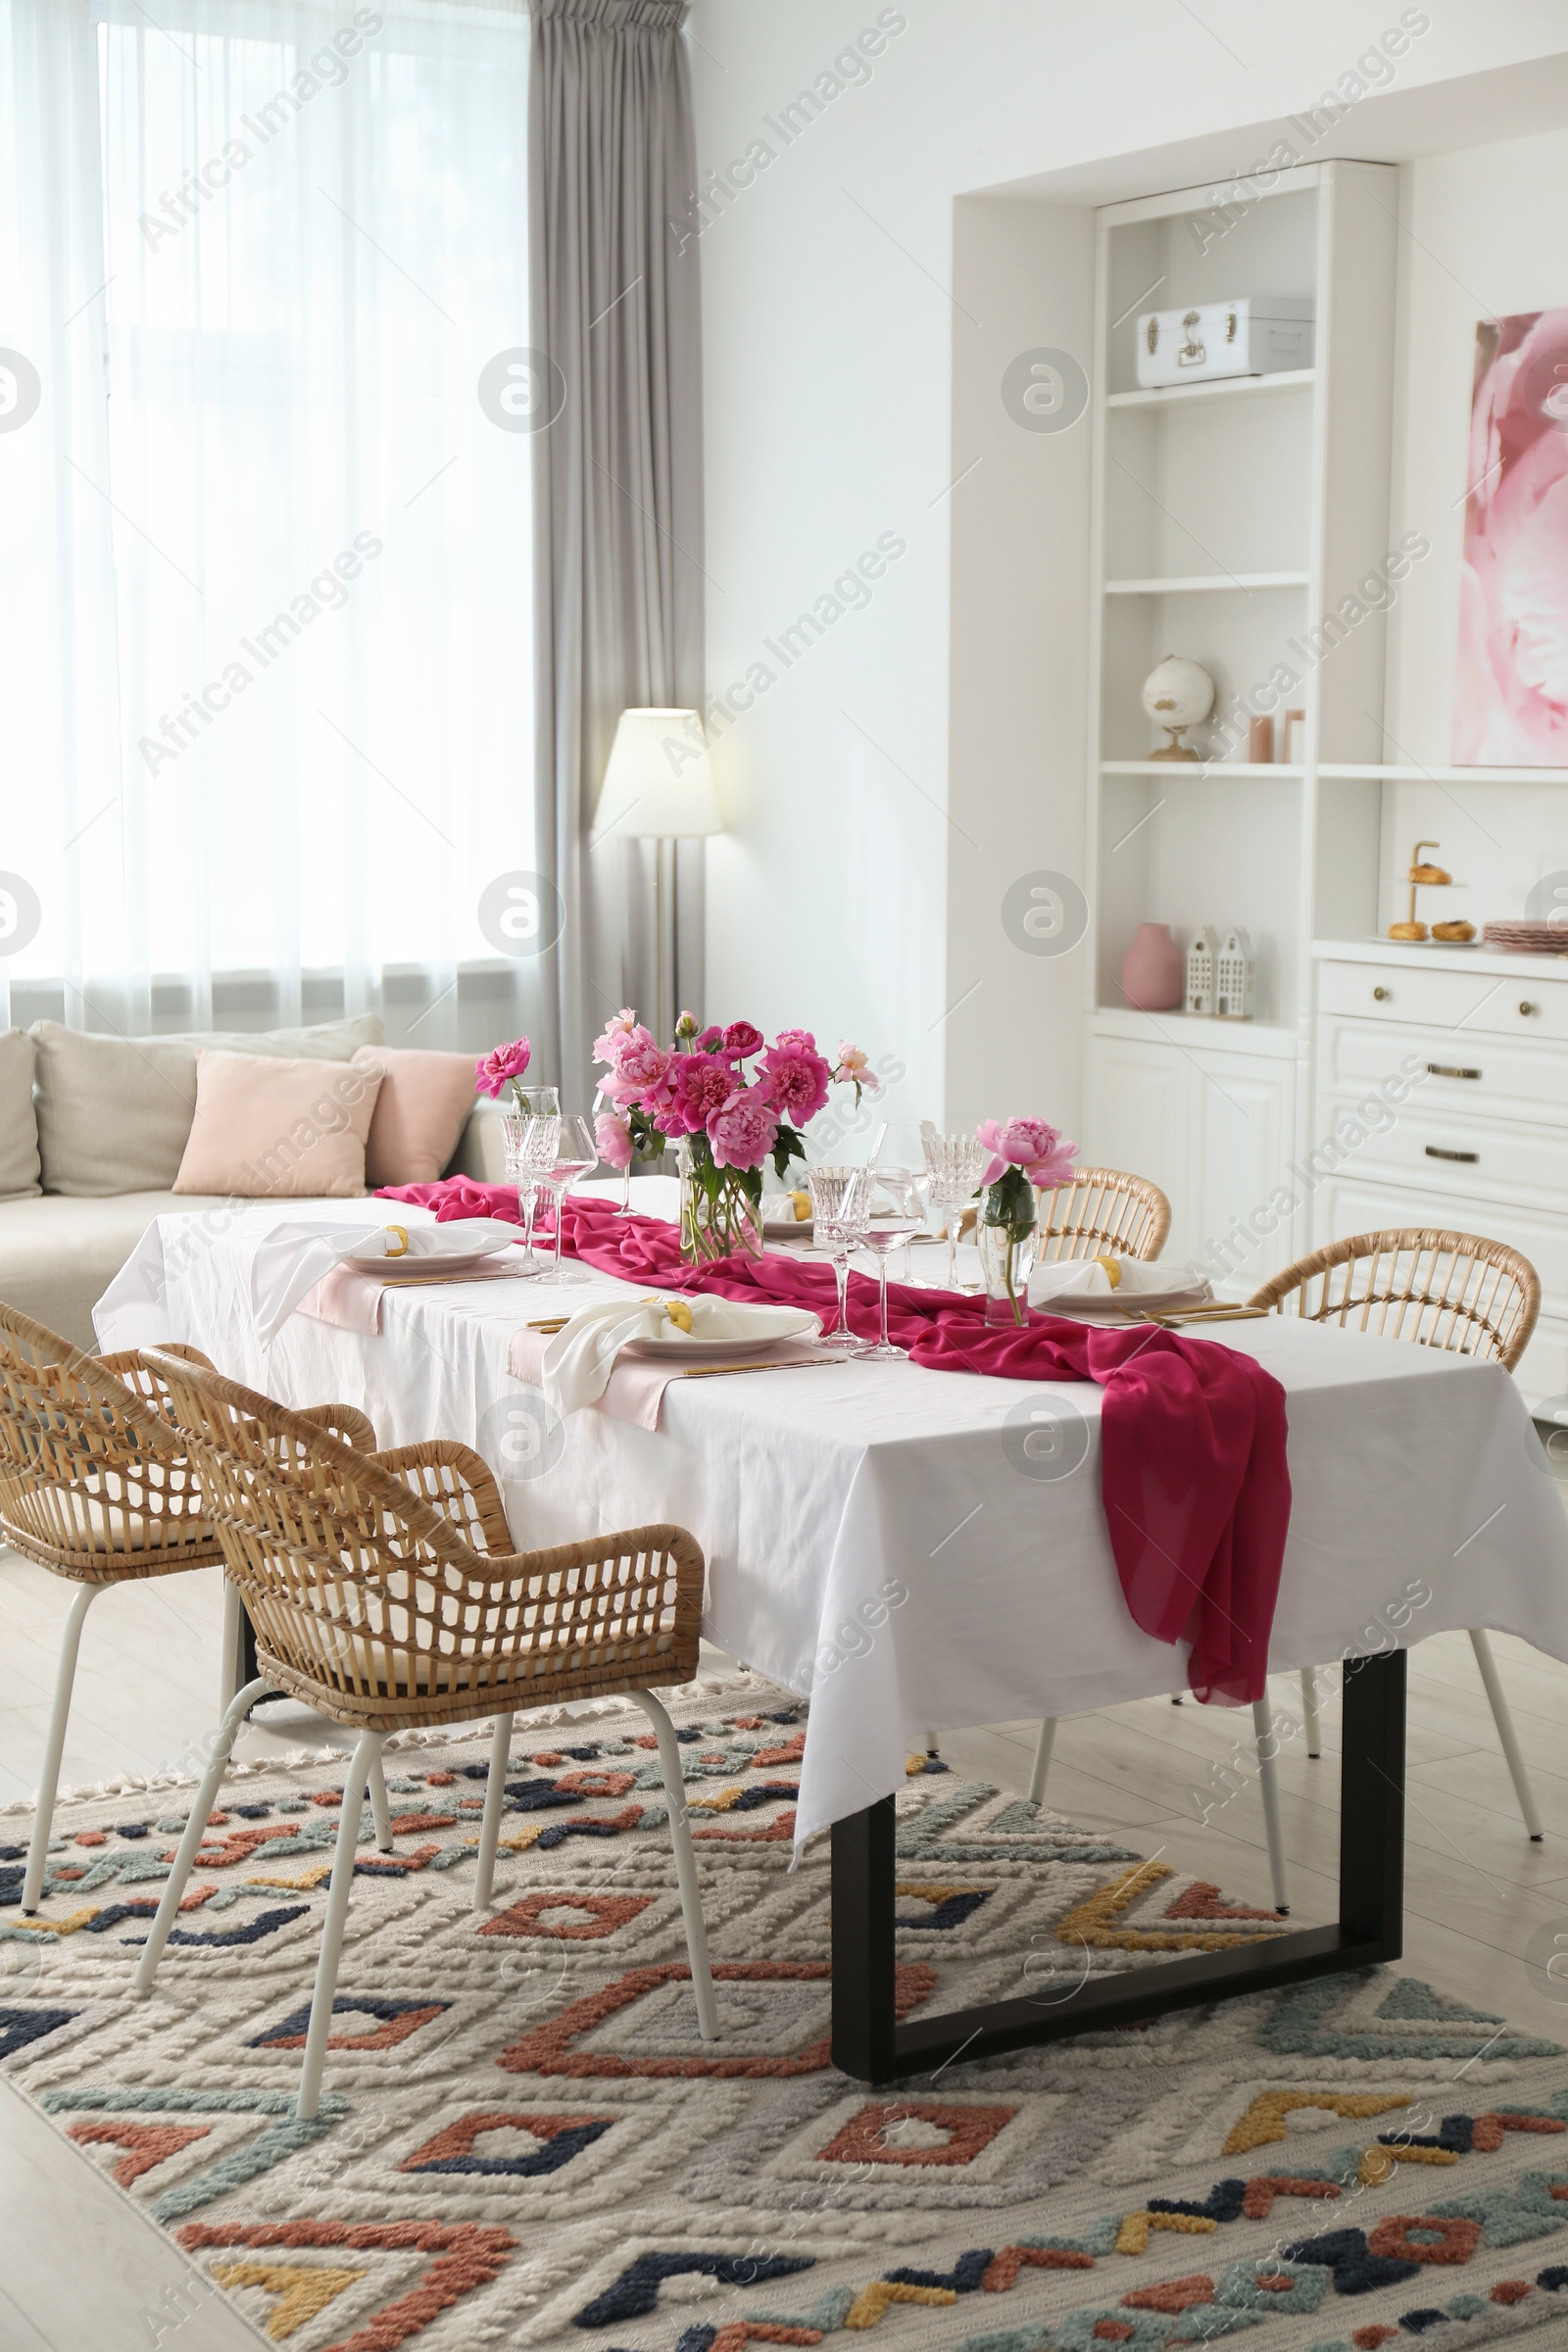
378,1179 -> 1292,1705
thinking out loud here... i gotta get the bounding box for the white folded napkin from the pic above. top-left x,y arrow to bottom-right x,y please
540,1294 -> 820,1417
250,1220 -> 400,1343
1028,1256 -> 1212,1307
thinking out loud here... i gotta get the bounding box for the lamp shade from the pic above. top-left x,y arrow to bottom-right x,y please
593,709 -> 723,839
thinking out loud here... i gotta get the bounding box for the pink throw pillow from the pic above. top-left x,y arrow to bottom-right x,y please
172,1051 -> 383,1198
351,1046 -> 478,1186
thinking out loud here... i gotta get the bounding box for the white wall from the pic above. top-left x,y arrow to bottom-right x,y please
1383,124 -> 1568,925
688,0 -> 1568,1135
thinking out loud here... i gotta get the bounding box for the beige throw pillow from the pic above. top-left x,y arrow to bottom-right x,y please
31,1014 -> 385,1196
352,1047 -> 479,1186
0,1029 -> 40,1199
172,1051 -> 383,1198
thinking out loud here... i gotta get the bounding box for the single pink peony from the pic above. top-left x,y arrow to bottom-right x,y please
976,1115 -> 1078,1190
595,1110 -> 635,1170
662,1053 -> 738,1135
474,1037 -> 531,1098
708,1083 -> 779,1171
773,1027 -> 818,1054
599,1026 -> 674,1108
760,1040 -> 831,1125
691,1024 -> 726,1054
723,1019 -> 765,1060
591,1007 -> 639,1066
832,1042 -> 879,1092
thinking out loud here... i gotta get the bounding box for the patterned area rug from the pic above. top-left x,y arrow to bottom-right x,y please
4,1681 -> 1568,2352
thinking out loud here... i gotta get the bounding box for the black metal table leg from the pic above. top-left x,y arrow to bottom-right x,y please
830,1648 -> 1406,2084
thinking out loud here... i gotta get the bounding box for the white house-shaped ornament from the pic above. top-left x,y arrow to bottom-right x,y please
1215,926 -> 1254,1019
1186,926 -> 1219,1016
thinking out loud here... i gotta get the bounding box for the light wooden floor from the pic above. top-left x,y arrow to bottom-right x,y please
4,1544 -> 1568,2343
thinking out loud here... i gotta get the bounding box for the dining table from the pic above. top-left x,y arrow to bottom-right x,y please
94,1175 -> 1568,2085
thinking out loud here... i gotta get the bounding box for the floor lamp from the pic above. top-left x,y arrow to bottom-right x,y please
593,709 -> 723,1044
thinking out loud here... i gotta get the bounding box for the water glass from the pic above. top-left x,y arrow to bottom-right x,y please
515,1107 -> 562,1273
806,1165 -> 872,1353
922,1131 -> 986,1292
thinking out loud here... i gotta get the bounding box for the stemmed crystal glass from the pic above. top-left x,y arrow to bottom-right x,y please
922,1131 -> 986,1292
543,1114 -> 599,1283
514,1102 -> 562,1274
806,1165 -> 872,1354
859,1171 -> 927,1359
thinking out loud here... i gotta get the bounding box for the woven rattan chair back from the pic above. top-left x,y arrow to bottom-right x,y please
0,1303 -> 219,1579
143,1349 -> 704,1731
1035,1167 -> 1171,1264
1248,1228 -> 1541,1372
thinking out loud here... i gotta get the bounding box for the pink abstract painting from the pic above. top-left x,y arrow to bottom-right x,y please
1455,310 -> 1568,764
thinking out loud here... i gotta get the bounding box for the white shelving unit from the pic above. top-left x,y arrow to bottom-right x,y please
1080,161 -> 1402,1290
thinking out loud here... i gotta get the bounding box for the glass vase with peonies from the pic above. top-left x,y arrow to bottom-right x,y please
976,1116 -> 1077,1326
593,1009 -> 879,1265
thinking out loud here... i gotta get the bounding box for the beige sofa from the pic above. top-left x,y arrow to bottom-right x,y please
0,1016 -> 507,1348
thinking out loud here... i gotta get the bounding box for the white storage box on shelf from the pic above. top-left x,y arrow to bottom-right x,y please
1136,296 -> 1315,387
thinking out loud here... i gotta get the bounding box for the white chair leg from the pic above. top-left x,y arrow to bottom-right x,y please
1252,1696 -> 1290,1915
471,1713 -> 514,1909
1470,1629 -> 1544,1840
219,1577 -> 243,1715
1028,1718 -> 1056,1808
633,1690 -> 717,2041
295,1729 -> 385,2122
22,1583 -> 106,1915
1299,1666 -> 1321,1759
368,1754 -> 393,1853
132,1676 -> 270,1992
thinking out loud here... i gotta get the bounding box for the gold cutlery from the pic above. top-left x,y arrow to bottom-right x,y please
678,1359 -> 833,1380
1147,1304 -> 1271,1327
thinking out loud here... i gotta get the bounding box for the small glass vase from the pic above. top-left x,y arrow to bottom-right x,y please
978,1182 -> 1036,1327
676,1137 -> 764,1266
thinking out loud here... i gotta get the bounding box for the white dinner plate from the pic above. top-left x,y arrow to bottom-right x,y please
343,1219 -> 519,1273
762,1215 -> 814,1243
623,1312 -> 821,1362
1035,1284 -> 1213,1321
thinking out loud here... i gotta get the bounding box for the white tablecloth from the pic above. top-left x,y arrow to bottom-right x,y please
96,1181 -> 1568,1850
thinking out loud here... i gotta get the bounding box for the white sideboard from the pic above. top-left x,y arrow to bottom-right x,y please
1310,941 -> 1568,1406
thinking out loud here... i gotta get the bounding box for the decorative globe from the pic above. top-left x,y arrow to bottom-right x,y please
1141,655 -> 1216,762
1141,655 -> 1215,731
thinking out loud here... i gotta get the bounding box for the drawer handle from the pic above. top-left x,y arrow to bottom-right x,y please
1425,1145 -> 1479,1163
1372,986 -> 1391,1002
1426,1063 -> 1481,1080
1520,1001 -> 1540,1017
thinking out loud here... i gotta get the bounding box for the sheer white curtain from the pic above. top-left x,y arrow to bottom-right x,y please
3,0 -> 534,1047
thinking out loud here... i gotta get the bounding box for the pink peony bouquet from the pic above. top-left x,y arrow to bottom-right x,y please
593,1007 -> 880,1259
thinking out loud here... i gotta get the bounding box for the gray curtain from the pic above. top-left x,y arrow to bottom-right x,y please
529,0 -> 706,1107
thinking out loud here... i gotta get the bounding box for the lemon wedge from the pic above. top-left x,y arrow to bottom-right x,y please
791,1191 -> 811,1221
663,1298 -> 694,1333
383,1225 -> 410,1260
1093,1253 -> 1122,1289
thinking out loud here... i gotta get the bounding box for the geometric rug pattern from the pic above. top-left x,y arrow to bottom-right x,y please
3,1683 -> 1567,2351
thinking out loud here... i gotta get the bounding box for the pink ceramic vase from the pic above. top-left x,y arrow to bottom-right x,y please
1121,921 -> 1183,1010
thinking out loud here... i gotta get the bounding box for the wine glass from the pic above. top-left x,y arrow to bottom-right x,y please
922,1131 -> 986,1292
859,1171 -> 927,1359
543,1114 -> 599,1283
806,1165 -> 872,1354
515,1107 -> 562,1274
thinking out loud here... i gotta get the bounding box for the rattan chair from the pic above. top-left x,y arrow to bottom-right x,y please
1245,1226 -> 1544,1842
1002,1169 -> 1172,1792
1036,1166 -> 1172,1264
1023,1222 -> 1546,1912
129,1349 -> 715,2119
0,1305 -> 378,1918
